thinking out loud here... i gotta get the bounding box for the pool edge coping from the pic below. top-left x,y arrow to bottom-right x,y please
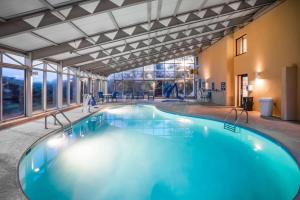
16,108 -> 103,200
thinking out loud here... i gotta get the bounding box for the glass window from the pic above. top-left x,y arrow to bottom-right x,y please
123,71 -> 134,80
176,71 -> 185,79
185,80 -> 194,97
106,55 -> 196,98
177,81 -> 184,96
165,63 -> 174,71
144,65 -> 154,71
115,81 -> 123,93
70,75 -> 76,104
46,72 -> 57,109
47,63 -> 57,72
236,35 -> 247,56
165,71 -> 175,78
123,81 -> 135,95
134,71 -> 143,80
143,81 -> 155,93
2,68 -> 25,119
63,74 -> 68,105
175,57 -> 184,64
114,72 -> 123,80
155,63 -> 164,71
184,56 -> 194,64
144,71 -> 154,79
3,53 -> 25,65
155,71 -> 164,79
154,81 -> 163,97
165,59 -> 174,64
32,70 -> 43,112
175,64 -> 185,71
32,60 -> 44,70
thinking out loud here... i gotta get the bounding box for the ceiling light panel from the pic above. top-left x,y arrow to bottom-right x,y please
0,32 -> 51,51
178,0 -> 205,14
72,12 -> 116,35
160,0 -> 178,18
34,22 -> 83,43
0,0 -> 45,18
112,3 -> 147,27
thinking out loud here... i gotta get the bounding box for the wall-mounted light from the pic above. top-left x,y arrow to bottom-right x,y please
248,84 -> 254,92
255,71 -> 264,87
255,72 -> 261,79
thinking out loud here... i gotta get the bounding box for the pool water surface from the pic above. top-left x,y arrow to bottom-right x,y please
19,105 -> 300,200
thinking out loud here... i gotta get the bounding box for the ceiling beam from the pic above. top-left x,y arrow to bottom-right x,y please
61,14 -> 242,67
29,0 -> 276,60
79,33 -> 217,71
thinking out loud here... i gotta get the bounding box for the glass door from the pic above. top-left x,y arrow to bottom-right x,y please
237,74 -> 248,107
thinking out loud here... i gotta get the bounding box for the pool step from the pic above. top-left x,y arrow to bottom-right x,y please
64,126 -> 73,135
224,123 -> 236,132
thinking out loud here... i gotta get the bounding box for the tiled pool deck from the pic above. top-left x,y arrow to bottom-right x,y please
0,101 -> 299,200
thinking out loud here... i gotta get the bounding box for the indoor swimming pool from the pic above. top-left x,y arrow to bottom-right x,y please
19,105 -> 300,200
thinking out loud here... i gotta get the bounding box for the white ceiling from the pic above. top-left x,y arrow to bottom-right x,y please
0,0 -> 278,75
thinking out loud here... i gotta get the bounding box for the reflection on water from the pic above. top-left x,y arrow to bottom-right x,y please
19,105 -> 300,200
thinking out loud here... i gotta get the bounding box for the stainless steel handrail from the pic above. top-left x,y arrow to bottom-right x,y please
56,110 -> 72,125
224,108 -> 238,122
235,109 -> 249,125
224,108 -> 249,132
44,110 -> 72,129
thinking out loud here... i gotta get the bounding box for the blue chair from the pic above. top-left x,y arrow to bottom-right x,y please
98,92 -> 104,103
112,91 -> 118,102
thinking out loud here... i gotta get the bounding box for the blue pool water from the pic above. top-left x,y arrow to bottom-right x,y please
19,105 -> 300,200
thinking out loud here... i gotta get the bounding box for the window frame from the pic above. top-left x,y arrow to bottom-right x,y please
236,34 -> 247,56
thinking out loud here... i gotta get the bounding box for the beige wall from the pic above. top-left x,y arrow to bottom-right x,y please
198,0 -> 300,120
233,0 -> 300,118
198,35 -> 234,105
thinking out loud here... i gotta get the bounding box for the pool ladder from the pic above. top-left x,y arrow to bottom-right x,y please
45,110 -> 72,134
224,108 -> 248,132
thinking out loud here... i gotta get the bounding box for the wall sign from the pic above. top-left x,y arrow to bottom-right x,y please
221,82 -> 226,91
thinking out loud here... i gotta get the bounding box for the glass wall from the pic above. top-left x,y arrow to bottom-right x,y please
70,75 -> 76,104
63,74 -> 68,106
108,56 -> 195,98
0,51 -> 106,122
32,70 -> 43,112
2,68 -> 25,120
46,72 -> 57,109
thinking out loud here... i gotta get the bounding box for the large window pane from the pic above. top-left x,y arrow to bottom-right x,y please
3,53 -> 25,65
165,71 -> 175,79
123,81 -> 135,95
155,63 -> 164,71
144,65 -> 154,71
165,63 -> 174,71
63,74 -> 68,105
185,80 -> 194,97
115,81 -> 123,93
32,70 -> 43,112
144,71 -> 154,79
106,55 -> 196,98
155,71 -> 164,79
47,72 -> 57,109
2,68 -> 25,119
70,75 -> 76,104
177,81 -> 184,96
